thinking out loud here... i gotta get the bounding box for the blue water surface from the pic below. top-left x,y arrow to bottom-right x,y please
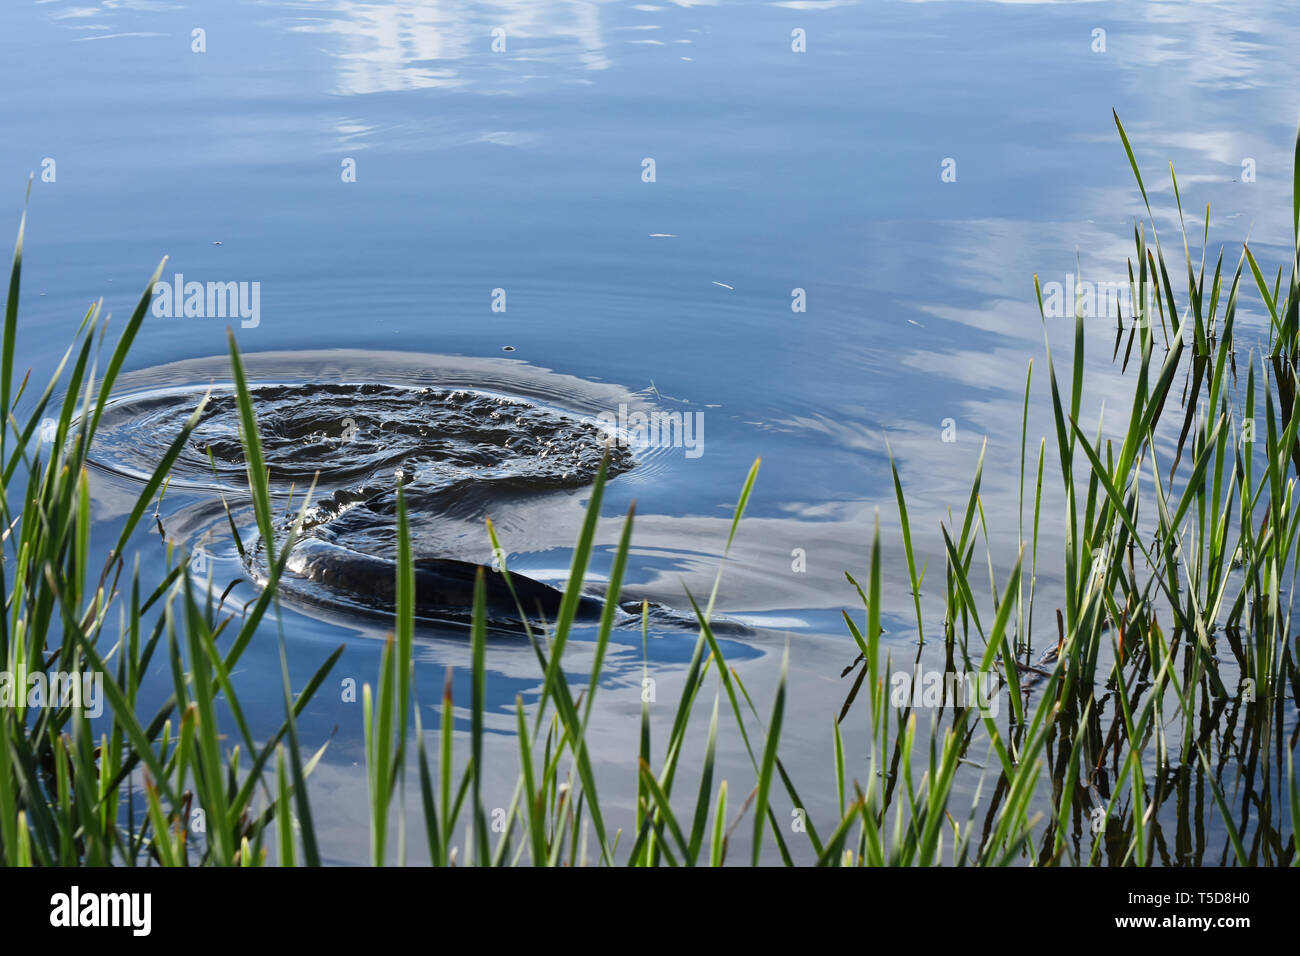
2,0 -> 1298,864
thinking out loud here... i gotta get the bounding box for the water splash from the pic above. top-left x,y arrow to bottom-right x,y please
79,351 -> 736,629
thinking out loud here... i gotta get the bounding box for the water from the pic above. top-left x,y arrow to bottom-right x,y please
3,0 -> 1299,863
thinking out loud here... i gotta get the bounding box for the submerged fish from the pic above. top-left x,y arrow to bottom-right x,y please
93,378 -> 740,633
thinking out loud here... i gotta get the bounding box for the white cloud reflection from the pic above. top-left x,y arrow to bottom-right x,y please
283,0 -> 615,95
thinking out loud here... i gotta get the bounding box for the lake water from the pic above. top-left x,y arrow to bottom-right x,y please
3,0 -> 1299,864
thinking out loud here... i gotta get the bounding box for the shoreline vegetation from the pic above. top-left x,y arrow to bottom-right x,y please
2,113 -> 1298,866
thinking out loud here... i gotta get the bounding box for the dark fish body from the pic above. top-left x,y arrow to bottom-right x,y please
277,536 -> 749,634
93,377 -> 745,633
283,536 -> 608,628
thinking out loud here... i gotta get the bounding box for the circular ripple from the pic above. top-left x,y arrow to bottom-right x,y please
92,381 -> 634,493
87,351 -> 658,624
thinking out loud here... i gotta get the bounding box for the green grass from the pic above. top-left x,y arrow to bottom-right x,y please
1,112 -> 1299,865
